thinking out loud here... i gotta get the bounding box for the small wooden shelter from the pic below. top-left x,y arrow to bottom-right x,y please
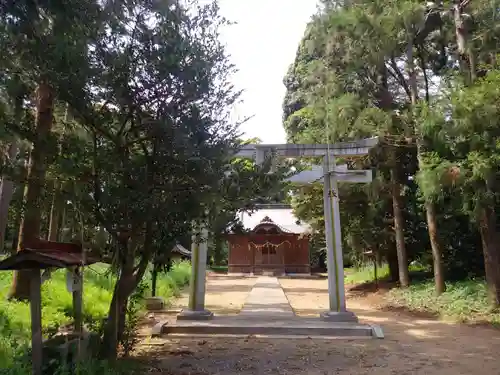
0,240 -> 98,375
170,243 -> 191,261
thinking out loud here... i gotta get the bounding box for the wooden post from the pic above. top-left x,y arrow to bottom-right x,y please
73,291 -> 83,334
72,267 -> 83,335
250,242 -> 255,275
151,263 -> 158,297
30,270 -> 43,375
364,250 -> 378,290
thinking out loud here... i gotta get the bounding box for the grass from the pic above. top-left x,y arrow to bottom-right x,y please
0,260 -> 191,370
344,264 -> 500,326
344,264 -> 390,285
154,261 -> 191,302
387,279 -> 500,325
209,265 -> 228,273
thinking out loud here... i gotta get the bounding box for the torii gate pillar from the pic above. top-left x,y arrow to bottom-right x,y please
321,156 -> 357,322
286,158 -> 373,321
178,222 -> 214,321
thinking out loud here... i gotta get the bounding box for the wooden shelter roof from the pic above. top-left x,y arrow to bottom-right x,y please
0,241 -> 98,270
171,243 -> 191,257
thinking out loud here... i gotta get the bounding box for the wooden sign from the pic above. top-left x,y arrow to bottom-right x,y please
66,267 -> 81,293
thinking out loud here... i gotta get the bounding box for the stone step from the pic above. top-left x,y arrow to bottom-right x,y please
156,318 -> 379,338
162,333 -> 376,340
239,276 -> 294,318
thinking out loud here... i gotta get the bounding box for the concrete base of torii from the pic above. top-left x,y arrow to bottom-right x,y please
320,310 -> 359,323
177,309 -> 214,321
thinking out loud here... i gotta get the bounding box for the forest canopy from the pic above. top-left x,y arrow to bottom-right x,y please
283,0 -> 500,304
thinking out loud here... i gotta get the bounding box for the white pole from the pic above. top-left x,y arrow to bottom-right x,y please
195,226 -> 209,310
178,220 -> 213,320
322,156 -> 339,311
321,156 -> 357,322
330,167 -> 347,311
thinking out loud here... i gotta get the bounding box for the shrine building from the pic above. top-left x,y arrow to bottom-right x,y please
226,204 -> 311,275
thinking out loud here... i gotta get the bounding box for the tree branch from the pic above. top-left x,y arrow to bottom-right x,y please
417,46 -> 430,103
459,0 -> 471,11
387,57 -> 412,100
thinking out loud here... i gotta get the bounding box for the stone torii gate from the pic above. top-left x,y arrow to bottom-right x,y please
178,137 -> 378,322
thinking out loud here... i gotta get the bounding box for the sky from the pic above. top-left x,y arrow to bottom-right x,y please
217,0 -> 319,144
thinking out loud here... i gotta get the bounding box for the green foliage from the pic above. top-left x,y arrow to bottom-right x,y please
154,261 -> 191,301
53,359 -> 139,375
120,281 -> 147,358
0,262 -> 191,370
344,262 -> 425,285
0,267 -> 112,367
283,0 -> 500,296
344,265 -> 391,285
1,0 -> 288,361
345,264 -> 500,324
387,279 -> 500,325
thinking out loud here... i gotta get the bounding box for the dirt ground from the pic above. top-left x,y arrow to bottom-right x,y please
135,275 -> 500,375
169,274 -> 256,314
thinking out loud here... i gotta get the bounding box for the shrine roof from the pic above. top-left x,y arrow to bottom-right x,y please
171,243 -> 191,257
239,205 -> 311,234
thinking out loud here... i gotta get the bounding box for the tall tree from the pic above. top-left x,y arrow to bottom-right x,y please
283,0 -> 498,294
1,0 -> 101,299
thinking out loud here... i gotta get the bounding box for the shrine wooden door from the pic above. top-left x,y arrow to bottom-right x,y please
254,244 -> 280,266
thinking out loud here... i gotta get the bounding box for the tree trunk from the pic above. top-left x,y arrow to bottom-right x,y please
102,279 -> 129,360
374,244 -> 383,268
9,157 -> 29,254
9,81 -> 54,301
478,206 -> 500,306
375,64 -> 408,286
391,167 -> 410,287
0,143 -> 19,254
151,263 -> 158,297
117,296 -> 128,346
452,0 -> 478,84
426,201 -> 446,294
408,30 -> 446,293
453,3 -> 471,83
102,240 -> 134,360
213,235 -> 224,266
417,43 -> 447,295
101,236 -> 151,360
387,239 -> 400,282
47,181 -> 63,241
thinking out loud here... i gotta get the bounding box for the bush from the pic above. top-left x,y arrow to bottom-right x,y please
155,260 -> 191,301
387,278 -> 500,325
344,264 -> 390,285
120,281 -> 147,357
0,261 -> 191,372
52,359 -> 138,375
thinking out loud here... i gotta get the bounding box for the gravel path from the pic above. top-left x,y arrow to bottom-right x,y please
135,275 -> 500,374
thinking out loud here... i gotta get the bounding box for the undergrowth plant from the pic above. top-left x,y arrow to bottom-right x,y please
0,261 -> 191,373
119,281 -> 148,357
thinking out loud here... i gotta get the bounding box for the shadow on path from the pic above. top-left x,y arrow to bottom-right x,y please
133,275 -> 500,375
